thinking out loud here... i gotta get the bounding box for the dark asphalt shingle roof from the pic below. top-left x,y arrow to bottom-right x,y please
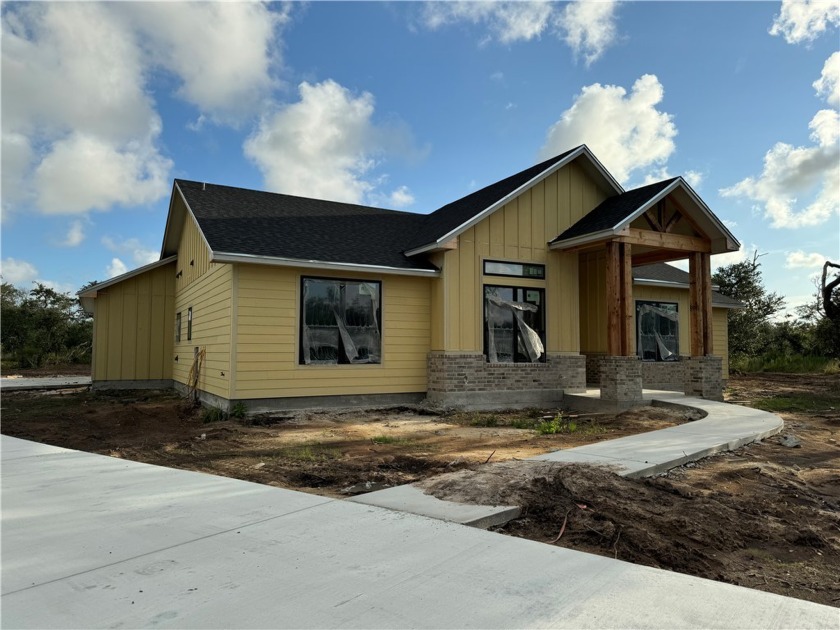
551,178 -> 678,244
176,180 -> 435,271
634,263 -> 743,307
404,147 -> 581,251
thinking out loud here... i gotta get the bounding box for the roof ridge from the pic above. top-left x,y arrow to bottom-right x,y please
174,178 -> 420,218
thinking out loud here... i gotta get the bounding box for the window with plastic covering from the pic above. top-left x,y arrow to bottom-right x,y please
484,285 -> 546,363
300,277 -> 382,365
636,301 -> 679,361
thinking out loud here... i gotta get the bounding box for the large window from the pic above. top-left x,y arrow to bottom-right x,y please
637,301 -> 679,361
300,278 -> 381,365
484,285 -> 545,363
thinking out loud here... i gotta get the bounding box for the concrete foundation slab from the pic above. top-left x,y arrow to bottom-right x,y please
0,376 -> 91,391
2,436 -> 835,629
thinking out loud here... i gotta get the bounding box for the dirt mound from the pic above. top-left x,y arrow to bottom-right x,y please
420,459 -> 840,606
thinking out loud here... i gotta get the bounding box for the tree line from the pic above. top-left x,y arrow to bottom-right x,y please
1,282 -> 93,369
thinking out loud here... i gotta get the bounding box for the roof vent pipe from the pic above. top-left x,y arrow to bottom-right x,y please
202,182 -> 206,191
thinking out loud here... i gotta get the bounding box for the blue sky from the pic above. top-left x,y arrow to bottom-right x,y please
2,1 -> 838,317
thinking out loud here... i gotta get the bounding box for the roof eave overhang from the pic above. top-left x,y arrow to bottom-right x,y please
550,178 -> 741,254
211,252 -> 441,278
405,145 -> 625,257
77,255 -> 178,298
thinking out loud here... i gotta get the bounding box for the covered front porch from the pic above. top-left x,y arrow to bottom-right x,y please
551,177 -> 740,405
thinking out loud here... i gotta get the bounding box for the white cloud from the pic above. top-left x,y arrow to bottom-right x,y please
722,219 -> 738,230
711,243 -> 757,271
813,51 -> 840,106
244,80 -> 418,205
720,109 -> 840,229
786,250 -> 827,268
62,220 -> 85,247
769,0 -> 840,44
118,2 -> 289,121
556,0 -> 620,65
540,74 -> 677,184
102,236 -> 158,267
420,1 -> 619,61
107,258 -> 128,279
422,1 -> 554,44
387,185 -> 415,209
1,2 -> 286,216
683,170 -> 704,189
0,258 -> 38,286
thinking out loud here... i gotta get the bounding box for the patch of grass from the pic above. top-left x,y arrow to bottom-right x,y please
731,354 -> 840,374
752,395 -> 839,413
277,443 -> 339,461
201,407 -> 228,423
535,413 -> 578,435
370,435 -> 415,446
229,402 -> 248,419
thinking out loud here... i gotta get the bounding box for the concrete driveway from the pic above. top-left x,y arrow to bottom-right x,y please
2,435 -> 836,629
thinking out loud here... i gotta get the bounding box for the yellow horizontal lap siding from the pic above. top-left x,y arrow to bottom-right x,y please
172,209 -> 233,399
92,262 -> 175,382
436,160 -> 608,354
232,264 -> 431,400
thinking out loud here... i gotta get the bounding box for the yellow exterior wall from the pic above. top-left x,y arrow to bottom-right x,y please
233,264 -> 431,399
92,262 -> 175,382
172,211 -> 232,399
434,159 -> 609,354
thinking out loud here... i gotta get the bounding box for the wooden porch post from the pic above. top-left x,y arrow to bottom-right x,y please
701,252 -> 713,356
606,241 -> 621,355
689,252 -> 712,356
620,242 -> 634,356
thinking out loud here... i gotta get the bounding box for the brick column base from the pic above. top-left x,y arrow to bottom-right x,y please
684,355 -> 723,401
599,356 -> 643,403
426,352 -> 585,409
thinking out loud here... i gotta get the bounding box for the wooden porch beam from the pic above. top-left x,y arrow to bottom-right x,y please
606,241 -> 621,356
643,209 -> 663,232
619,228 -> 710,253
630,250 -> 690,266
664,210 -> 683,233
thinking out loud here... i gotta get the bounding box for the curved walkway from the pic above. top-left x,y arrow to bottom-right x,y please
2,434 -> 835,629
351,392 -> 784,526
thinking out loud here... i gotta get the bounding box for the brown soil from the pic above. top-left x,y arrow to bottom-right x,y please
2,373 -> 837,606
0,390 -> 691,497
421,373 -> 840,607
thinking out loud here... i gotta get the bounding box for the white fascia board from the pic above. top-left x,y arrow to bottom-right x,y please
404,145 -> 625,258
77,255 -> 178,297
548,229 -> 616,250
211,252 -> 441,278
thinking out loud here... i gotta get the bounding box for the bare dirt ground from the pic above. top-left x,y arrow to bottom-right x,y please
419,373 -> 839,607
1,373 -> 837,606
0,389 -> 691,496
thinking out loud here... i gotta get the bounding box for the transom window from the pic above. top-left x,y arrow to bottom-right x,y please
484,260 -> 545,279
484,285 -> 545,363
300,277 -> 381,365
637,301 -> 679,361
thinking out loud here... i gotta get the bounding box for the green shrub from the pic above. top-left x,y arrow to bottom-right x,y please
201,407 -> 228,423
731,354 -> 839,374
230,402 -> 248,419
536,413 -> 577,435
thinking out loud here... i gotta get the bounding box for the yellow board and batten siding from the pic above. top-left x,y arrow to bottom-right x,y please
232,265 -> 431,400
432,160 -> 610,354
92,262 -> 175,382
172,207 -> 232,399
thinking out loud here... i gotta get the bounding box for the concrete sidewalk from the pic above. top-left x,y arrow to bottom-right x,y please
2,435 -> 836,629
0,375 -> 91,391
351,392 -> 784,526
